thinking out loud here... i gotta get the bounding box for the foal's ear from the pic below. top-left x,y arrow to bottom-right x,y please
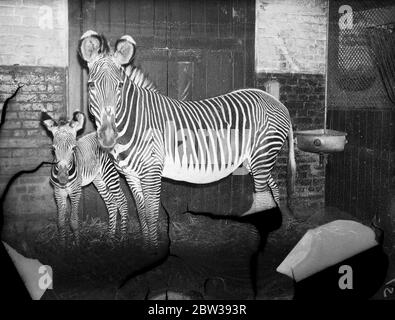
78,30 -> 105,65
70,111 -> 85,133
113,35 -> 136,65
41,111 -> 57,134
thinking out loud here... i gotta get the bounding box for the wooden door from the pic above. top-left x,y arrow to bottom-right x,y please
68,0 -> 255,219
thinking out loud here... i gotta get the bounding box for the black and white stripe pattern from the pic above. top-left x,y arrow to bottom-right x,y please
80,33 -> 296,252
45,115 -> 128,244
124,64 -> 159,93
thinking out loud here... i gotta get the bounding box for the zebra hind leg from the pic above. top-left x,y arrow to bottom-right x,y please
241,148 -> 279,216
267,171 -> 296,230
268,173 -> 297,229
267,174 -> 280,205
242,119 -> 295,217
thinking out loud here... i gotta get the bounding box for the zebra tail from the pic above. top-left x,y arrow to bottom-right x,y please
287,124 -> 296,202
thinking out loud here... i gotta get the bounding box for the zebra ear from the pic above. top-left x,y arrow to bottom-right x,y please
70,111 -> 85,132
79,30 -> 103,64
114,35 -> 136,65
41,112 -> 57,134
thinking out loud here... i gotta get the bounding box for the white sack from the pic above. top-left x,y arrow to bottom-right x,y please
3,241 -> 52,300
276,220 -> 378,282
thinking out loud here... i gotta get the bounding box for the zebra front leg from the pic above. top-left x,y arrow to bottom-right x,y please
117,189 -> 129,240
69,190 -> 81,245
141,173 -> 162,253
101,159 -> 129,239
54,187 -> 67,246
124,174 -> 151,249
93,178 -> 118,238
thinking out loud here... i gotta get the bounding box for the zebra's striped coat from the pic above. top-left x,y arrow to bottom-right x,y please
42,112 -> 128,244
78,31 -> 296,251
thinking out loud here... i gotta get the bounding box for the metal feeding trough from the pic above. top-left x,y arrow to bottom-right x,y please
295,129 -> 347,154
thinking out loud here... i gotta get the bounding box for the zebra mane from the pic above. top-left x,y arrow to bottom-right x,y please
123,65 -> 159,93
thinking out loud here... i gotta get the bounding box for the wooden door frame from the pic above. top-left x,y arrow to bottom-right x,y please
68,0 -> 96,134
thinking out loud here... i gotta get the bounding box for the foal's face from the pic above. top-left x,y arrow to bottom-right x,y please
42,112 -> 85,186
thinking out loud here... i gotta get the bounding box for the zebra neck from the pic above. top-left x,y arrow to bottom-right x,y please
116,82 -> 165,142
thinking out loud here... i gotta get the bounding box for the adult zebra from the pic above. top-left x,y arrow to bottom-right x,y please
78,31 -> 296,252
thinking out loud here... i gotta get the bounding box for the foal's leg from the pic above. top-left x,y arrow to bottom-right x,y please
54,187 -> 68,246
69,188 -> 82,245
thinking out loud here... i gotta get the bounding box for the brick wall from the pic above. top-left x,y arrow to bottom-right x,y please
256,73 -> 326,213
255,0 -> 328,214
0,0 -> 68,237
0,66 -> 66,214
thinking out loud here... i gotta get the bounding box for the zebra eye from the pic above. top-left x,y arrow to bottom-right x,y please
88,81 -> 95,89
118,82 -> 124,89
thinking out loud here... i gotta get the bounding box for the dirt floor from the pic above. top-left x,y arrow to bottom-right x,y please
1,205 -> 382,300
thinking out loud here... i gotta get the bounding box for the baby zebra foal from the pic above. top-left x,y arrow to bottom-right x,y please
42,111 -> 128,244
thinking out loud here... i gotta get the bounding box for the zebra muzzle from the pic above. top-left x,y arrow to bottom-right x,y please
98,115 -> 118,149
58,171 -> 69,186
